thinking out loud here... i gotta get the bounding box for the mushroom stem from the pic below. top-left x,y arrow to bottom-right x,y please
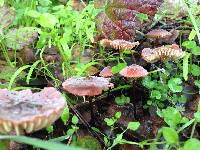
148,68 -> 165,75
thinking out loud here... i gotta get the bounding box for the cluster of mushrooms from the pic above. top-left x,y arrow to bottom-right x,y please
0,28 -> 185,149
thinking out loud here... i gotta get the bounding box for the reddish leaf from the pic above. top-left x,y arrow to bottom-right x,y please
95,0 -> 163,41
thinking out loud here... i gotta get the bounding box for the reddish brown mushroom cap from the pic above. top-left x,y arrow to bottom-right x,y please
100,39 -> 139,50
62,76 -> 113,96
99,66 -> 113,78
146,29 -> 172,39
0,87 -> 66,135
119,64 -> 148,78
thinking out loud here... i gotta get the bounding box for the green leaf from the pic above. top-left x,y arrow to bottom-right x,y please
8,65 -> 31,90
192,46 -> 200,55
37,13 -> 58,28
46,125 -> 54,133
115,112 -> 122,119
194,111 -> 200,122
72,115 -> 79,125
0,0 -> 4,6
194,80 -> 200,88
184,138 -> 200,150
0,135 -> 83,150
189,29 -> 196,41
150,90 -> 161,99
114,95 -> 130,105
161,107 -> 182,128
168,78 -> 183,93
182,41 -> 196,49
183,52 -> 190,81
104,118 -> 115,126
191,64 -> 200,76
136,13 -> 148,22
162,127 -> 179,144
111,63 -> 127,74
61,107 -> 70,125
26,10 -> 41,18
127,122 -> 140,131
0,140 -> 8,150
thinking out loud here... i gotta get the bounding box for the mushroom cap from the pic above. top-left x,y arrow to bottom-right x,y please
154,44 -> 185,61
100,39 -> 139,50
141,44 -> 185,63
0,87 -> 66,135
141,48 -> 159,63
99,66 -> 113,77
62,76 -> 113,96
146,29 -> 172,39
119,64 -> 148,78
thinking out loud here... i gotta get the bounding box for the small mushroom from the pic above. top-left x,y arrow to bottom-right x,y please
99,66 -> 113,78
119,64 -> 148,78
100,39 -> 139,50
146,29 -> 172,45
62,76 -> 113,97
141,44 -> 185,63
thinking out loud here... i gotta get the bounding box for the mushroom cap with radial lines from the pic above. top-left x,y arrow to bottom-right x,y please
146,29 -> 172,39
0,87 -> 66,135
100,39 -> 139,50
99,66 -> 113,77
120,64 -> 148,78
62,76 -> 113,96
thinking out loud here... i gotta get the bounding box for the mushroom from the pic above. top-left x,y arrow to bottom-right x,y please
62,76 -> 113,98
100,39 -> 139,50
99,66 -> 113,78
141,44 -> 185,63
0,87 -> 66,149
119,64 -> 148,115
119,64 -> 148,78
146,29 -> 172,45
62,76 -> 113,120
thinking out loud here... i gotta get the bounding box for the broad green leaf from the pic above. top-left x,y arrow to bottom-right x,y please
112,63 -> 127,74
72,115 -> 79,125
182,41 -> 196,49
184,138 -> 200,150
150,90 -> 161,99
191,64 -> 200,76
183,52 -> 190,81
0,135 -> 83,150
189,29 -> 196,41
37,13 -> 58,28
127,122 -> 140,131
162,127 -> 179,144
168,78 -> 183,93
104,118 -> 115,126
114,95 -> 130,105
192,46 -> 200,55
26,10 -> 40,18
161,107 -> 182,128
